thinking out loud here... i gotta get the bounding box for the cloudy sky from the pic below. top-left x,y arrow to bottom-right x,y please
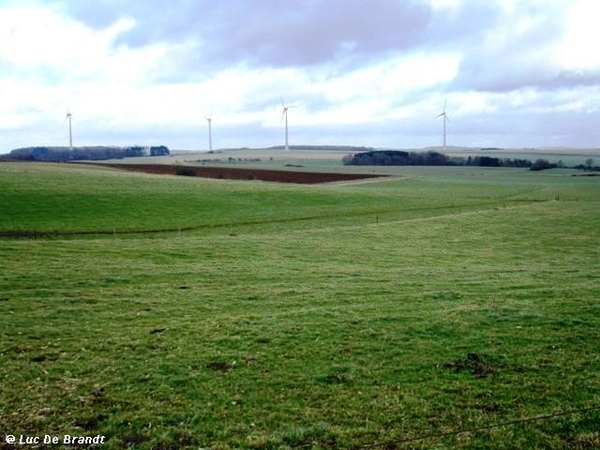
1,0 -> 599,153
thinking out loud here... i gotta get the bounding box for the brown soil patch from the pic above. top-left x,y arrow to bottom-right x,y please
94,163 -> 388,184
443,353 -> 506,378
206,360 -> 235,372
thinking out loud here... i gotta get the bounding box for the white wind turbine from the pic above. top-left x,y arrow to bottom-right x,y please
205,114 -> 213,152
435,100 -> 450,151
65,111 -> 73,149
280,98 -> 294,151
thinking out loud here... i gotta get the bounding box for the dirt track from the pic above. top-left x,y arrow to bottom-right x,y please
95,163 -> 387,184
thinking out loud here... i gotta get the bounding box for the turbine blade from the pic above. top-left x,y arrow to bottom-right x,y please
280,97 -> 285,108
281,108 -> 286,121
435,113 -> 444,119
443,99 -> 447,113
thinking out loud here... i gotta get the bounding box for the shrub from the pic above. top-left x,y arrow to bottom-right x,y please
530,159 -> 557,171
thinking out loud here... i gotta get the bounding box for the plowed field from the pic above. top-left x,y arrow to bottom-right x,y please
97,163 -> 385,184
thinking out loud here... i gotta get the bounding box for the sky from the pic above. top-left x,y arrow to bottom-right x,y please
1,0 -> 600,153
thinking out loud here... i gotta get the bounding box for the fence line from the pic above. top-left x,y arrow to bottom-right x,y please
358,404 -> 600,448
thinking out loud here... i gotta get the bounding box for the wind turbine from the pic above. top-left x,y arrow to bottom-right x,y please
65,112 -> 73,149
280,98 -> 294,151
205,114 -> 213,152
435,100 -> 450,151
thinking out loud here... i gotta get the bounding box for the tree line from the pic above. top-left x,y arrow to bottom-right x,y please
342,150 -> 532,168
342,150 -> 599,171
2,146 -> 170,162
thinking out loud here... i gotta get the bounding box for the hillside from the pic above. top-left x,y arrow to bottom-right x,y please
1,162 -> 599,448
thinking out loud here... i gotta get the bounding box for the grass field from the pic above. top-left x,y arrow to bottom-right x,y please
1,160 -> 599,449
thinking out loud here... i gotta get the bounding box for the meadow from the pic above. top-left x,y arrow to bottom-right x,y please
1,159 -> 599,449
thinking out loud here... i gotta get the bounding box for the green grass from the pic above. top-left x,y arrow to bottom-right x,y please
1,161 -> 599,449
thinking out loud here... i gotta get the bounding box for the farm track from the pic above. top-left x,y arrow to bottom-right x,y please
0,198 -> 549,240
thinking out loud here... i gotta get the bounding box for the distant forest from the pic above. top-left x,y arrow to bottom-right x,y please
343,150 -> 534,168
3,145 -> 170,162
342,150 -> 599,171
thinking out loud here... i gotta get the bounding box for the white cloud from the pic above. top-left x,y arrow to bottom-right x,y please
0,6 -> 138,82
451,92 -> 499,117
558,0 -> 600,71
423,0 -> 464,12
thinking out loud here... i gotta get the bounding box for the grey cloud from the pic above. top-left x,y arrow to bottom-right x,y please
65,0 -> 431,69
542,70 -> 600,90
422,1 -> 499,49
454,60 -> 600,94
217,0 -> 431,66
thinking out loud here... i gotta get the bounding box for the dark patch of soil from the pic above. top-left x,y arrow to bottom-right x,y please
478,403 -> 503,413
74,414 -> 107,431
443,353 -> 506,378
93,163 -> 387,184
121,435 -> 148,446
321,371 -> 351,384
207,360 -> 235,372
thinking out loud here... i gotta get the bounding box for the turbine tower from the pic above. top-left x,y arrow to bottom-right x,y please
435,100 -> 450,151
281,98 -> 294,151
206,115 -> 212,152
65,112 -> 73,149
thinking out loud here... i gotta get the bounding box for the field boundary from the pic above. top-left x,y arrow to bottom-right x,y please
0,198 -> 550,240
